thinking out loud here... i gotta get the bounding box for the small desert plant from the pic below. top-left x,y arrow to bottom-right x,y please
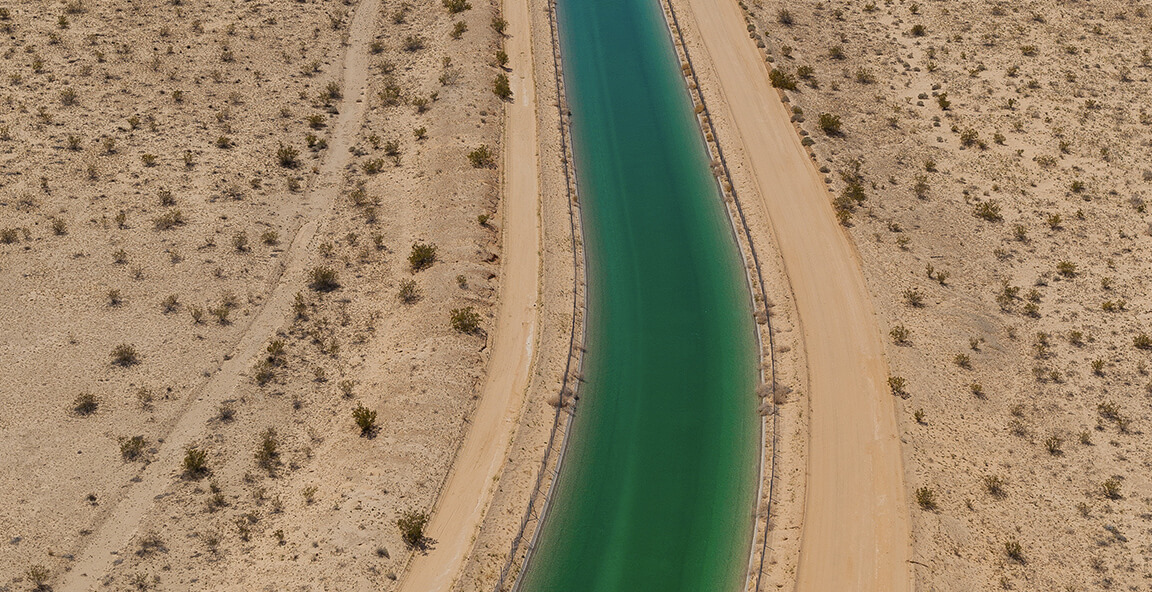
450,307 -> 481,333
397,510 -> 430,549
890,324 -> 910,344
182,446 -> 209,478
887,376 -> 907,397
1056,260 -> 1076,277
492,16 -> 508,34
1044,435 -> 1063,455
903,288 -> 924,307
443,0 -> 471,12
914,486 -> 936,510
119,435 -> 147,461
974,200 -> 1002,221
276,144 -> 299,168
777,8 -> 794,25
408,242 -> 437,271
450,20 -> 468,39
1102,477 -> 1122,499
26,565 -> 50,590
468,144 -> 495,168
353,404 -> 377,437
1134,333 -> 1152,350
969,383 -> 984,398
494,73 -> 512,100
73,392 -> 99,416
141,153 -> 157,167
111,344 -> 139,366
403,34 -> 426,51
398,279 -> 421,303
768,68 -> 797,90
308,266 -> 340,292
817,112 -> 842,136
954,353 -> 971,369
983,474 -> 1005,497
255,428 -> 280,473
1004,539 -> 1024,563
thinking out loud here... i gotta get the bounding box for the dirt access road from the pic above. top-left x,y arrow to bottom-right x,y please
394,0 -> 542,587
678,0 -> 911,589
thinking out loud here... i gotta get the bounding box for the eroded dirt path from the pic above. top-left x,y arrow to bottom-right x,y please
677,0 -> 911,589
58,1 -> 381,589
393,0 -> 542,589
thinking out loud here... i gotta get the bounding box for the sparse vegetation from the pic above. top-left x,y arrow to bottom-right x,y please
408,242 -> 437,272
397,510 -> 430,549
353,404 -> 377,437
450,307 -> 481,333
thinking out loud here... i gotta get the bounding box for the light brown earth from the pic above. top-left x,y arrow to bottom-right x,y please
0,0 -> 521,589
395,0 -> 542,585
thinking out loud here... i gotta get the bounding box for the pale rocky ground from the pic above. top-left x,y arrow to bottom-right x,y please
0,0 -> 510,589
742,0 -> 1152,589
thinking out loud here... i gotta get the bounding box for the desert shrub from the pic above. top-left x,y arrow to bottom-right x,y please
887,376 -> 907,396
141,153 -> 158,167
306,113 -> 326,129
1044,435 -> 1063,455
276,144 -> 299,168
902,288 -> 923,307
255,428 -> 280,473
353,404 -> 377,436
403,34 -> 426,51
494,73 -> 512,100
914,486 -> 936,510
450,307 -> 481,333
1102,477 -> 1122,499
443,0 -> 471,13
408,242 -> 437,271
890,324 -> 910,344
153,210 -> 186,230
26,565 -> 50,590
1004,539 -> 1024,563
111,344 -> 139,366
983,474 -> 1005,497
119,435 -> 147,461
1134,333 -> 1152,349
182,446 -> 209,478
969,383 -> 984,398
73,392 -> 99,416
974,201 -> 1002,221
492,16 -> 508,34
107,289 -> 123,307
768,68 -> 797,90
910,24 -> 925,36
398,279 -> 421,303
209,305 -> 230,324
397,510 -> 430,549
468,144 -> 495,168
817,112 -> 842,136
450,21 -> 468,39
362,158 -> 385,174
308,266 -> 340,292
953,353 -> 971,369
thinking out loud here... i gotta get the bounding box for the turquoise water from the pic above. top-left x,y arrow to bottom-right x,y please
517,0 -> 760,589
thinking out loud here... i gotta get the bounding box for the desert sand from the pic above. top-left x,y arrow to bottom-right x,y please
0,0 -> 533,589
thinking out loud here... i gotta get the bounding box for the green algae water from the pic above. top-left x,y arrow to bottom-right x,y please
517,0 -> 759,589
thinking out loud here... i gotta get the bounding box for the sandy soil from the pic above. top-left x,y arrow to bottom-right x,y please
395,0 -> 542,586
667,0 -> 912,590
735,0 -> 1152,590
0,0 -> 514,589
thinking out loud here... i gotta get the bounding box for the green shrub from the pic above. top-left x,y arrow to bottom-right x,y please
468,144 -> 494,168
308,266 -> 340,292
276,144 -> 299,168
74,392 -> 99,416
397,510 -> 430,549
817,112 -> 841,136
1134,333 -> 1152,350
1102,477 -> 1122,499
119,435 -> 147,461
768,68 -> 797,90
450,307 -> 481,333
443,0 -> 471,13
973,201 -> 1002,221
408,242 -> 437,271
914,486 -> 936,510
111,344 -> 139,366
887,376 -> 907,396
398,279 -> 420,303
255,428 -> 280,473
182,446 -> 209,478
494,73 -> 512,100
353,404 -> 377,436
1004,539 -> 1024,563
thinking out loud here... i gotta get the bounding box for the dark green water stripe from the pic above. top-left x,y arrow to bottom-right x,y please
518,0 -> 759,589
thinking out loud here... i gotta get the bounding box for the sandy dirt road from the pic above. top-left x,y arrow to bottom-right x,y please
394,0 -> 542,589
678,1 -> 911,590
